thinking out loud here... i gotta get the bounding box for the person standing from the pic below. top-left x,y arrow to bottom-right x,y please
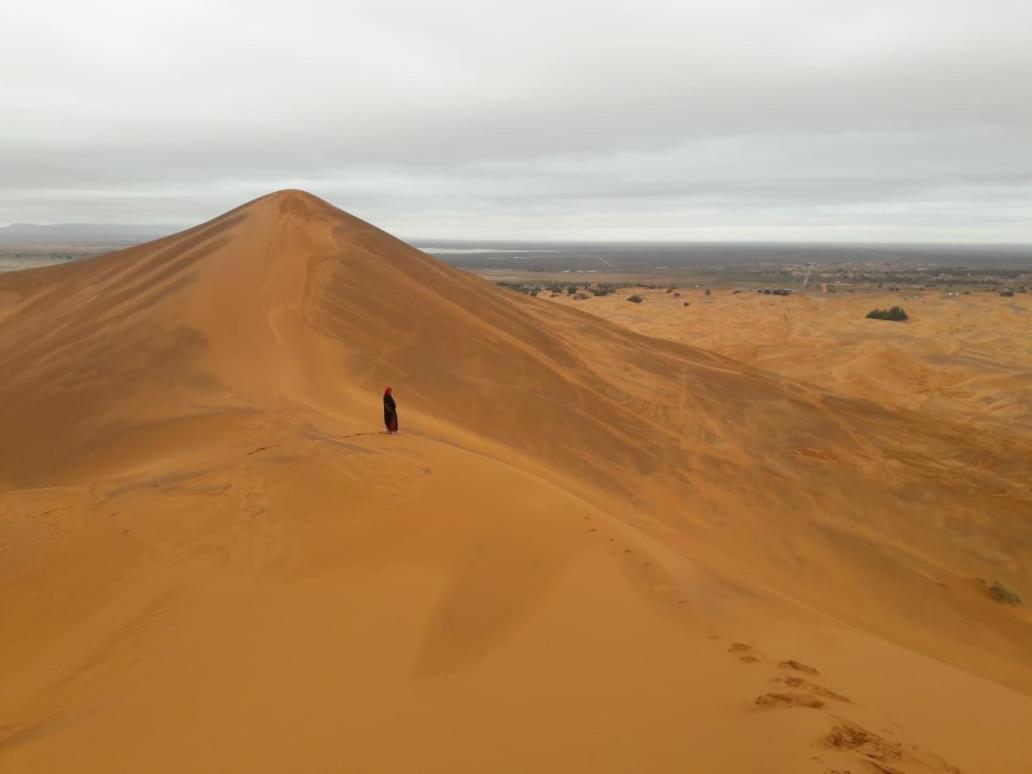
383,387 -> 399,434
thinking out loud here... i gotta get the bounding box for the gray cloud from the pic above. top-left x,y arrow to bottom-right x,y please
2,0 -> 1030,240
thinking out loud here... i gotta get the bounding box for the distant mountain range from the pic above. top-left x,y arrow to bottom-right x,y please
0,222 -> 182,244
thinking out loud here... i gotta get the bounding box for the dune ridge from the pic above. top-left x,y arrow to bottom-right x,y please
1,191 -> 1030,772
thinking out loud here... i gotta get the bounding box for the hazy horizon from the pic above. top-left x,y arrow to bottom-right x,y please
4,217 -> 1032,252
3,1 -> 1031,241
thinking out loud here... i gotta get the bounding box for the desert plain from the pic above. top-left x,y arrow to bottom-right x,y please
1,191 -> 1030,773
546,285 -> 1032,435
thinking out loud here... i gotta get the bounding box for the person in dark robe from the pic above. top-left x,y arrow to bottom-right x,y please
383,387 -> 399,434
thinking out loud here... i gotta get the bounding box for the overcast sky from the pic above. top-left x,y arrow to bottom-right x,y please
2,0 -> 1030,241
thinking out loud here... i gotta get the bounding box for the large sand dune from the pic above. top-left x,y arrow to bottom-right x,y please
2,191 -> 1030,772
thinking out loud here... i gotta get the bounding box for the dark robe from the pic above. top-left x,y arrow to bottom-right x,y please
383,393 -> 398,432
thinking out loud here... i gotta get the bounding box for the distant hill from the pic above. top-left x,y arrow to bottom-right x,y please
0,222 -> 180,244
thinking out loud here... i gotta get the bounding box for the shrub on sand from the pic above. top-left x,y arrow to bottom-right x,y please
984,579 -> 1022,605
866,306 -> 909,322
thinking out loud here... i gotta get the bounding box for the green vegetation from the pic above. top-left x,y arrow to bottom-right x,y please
497,281 -> 531,294
865,306 -> 909,322
627,294 -> 644,304
498,280 -> 628,298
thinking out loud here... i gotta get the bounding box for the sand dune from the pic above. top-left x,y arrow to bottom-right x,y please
550,286 -> 1032,435
2,191 -> 1030,772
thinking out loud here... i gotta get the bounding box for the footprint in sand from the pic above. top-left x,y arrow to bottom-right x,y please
821,721 -> 961,774
779,658 -> 819,675
755,692 -> 825,709
774,675 -> 851,703
731,650 -> 958,774
823,723 -> 903,768
728,642 -> 762,663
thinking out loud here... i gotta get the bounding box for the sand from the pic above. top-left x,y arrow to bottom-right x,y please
1,191 -> 1030,773
550,286 -> 1032,435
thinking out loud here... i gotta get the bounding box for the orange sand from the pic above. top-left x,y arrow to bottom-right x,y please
1,191 -> 1030,773
550,286 -> 1032,435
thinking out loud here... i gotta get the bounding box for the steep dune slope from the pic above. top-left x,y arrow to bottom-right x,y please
2,191 -> 1030,772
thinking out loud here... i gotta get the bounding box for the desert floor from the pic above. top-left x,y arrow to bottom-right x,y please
548,286 -> 1032,436
2,192 -> 1030,773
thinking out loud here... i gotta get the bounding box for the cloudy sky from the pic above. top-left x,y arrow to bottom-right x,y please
2,0 -> 1030,241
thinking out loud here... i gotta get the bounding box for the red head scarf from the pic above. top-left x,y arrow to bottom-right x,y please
384,386 -> 393,395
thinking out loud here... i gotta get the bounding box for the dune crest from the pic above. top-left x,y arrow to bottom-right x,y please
2,191 -> 1030,772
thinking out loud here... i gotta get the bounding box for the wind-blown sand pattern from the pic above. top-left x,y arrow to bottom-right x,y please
550,286 -> 1032,435
1,191 -> 1030,772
